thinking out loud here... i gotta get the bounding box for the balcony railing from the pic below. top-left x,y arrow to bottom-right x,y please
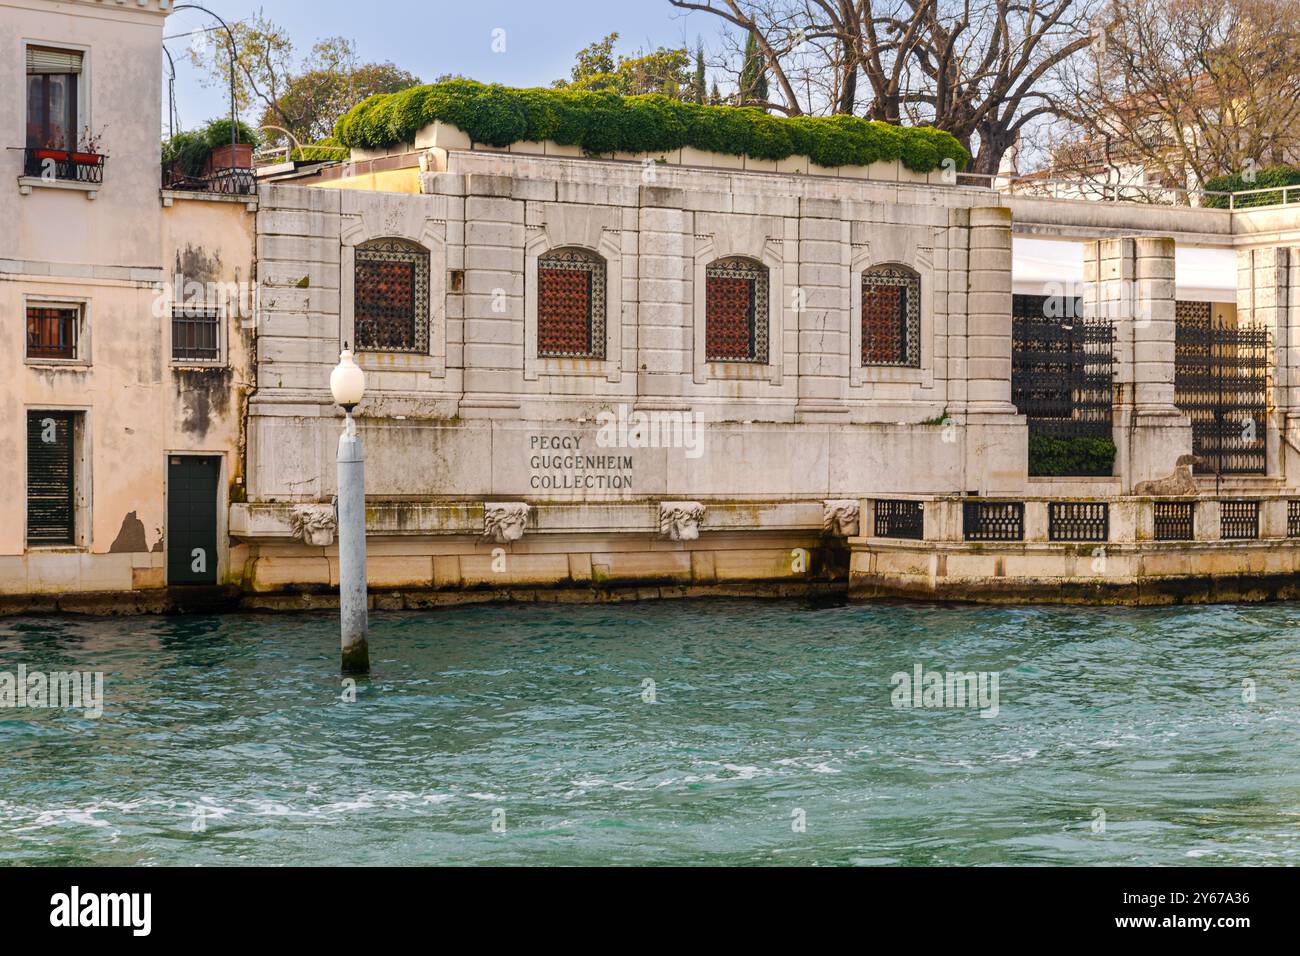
161,164 -> 256,196
20,147 -> 106,184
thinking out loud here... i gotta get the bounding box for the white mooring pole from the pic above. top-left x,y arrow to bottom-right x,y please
331,348 -> 369,675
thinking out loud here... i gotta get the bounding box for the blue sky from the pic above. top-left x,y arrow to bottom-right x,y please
164,0 -> 721,132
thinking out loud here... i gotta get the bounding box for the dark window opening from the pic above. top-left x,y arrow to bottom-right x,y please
25,47 -> 81,150
172,305 -> 221,362
26,305 -> 79,359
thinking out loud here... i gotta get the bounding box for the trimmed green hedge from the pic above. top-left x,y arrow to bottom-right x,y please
333,80 -> 969,173
1028,435 -> 1116,478
1204,165 -> 1300,208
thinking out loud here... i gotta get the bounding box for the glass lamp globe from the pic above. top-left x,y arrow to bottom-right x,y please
330,347 -> 365,410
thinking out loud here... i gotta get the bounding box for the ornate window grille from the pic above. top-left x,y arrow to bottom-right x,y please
862,266 -> 920,367
1154,501 -> 1195,541
963,501 -> 1025,541
874,499 -> 924,539
1220,500 -> 1260,540
1174,303 -> 1268,475
705,257 -> 768,363
1011,294 -> 1115,463
1289,500 -> 1300,538
354,238 -> 429,353
537,248 -> 606,359
1048,502 -> 1109,542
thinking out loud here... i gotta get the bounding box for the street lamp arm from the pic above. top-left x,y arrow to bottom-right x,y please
171,4 -> 239,156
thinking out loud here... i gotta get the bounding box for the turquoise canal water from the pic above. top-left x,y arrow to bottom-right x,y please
1,600 -> 1298,866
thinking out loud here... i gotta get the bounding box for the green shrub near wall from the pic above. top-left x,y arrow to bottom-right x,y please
1204,165 -> 1300,208
1028,435 -> 1117,477
162,118 -> 261,176
333,80 -> 969,173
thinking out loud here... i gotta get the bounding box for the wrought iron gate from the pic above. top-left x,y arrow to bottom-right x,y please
1174,302 -> 1269,475
1012,294 -> 1116,441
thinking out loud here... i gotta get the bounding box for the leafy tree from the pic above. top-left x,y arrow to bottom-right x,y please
556,32 -> 693,98
186,11 -> 420,151
738,32 -> 768,107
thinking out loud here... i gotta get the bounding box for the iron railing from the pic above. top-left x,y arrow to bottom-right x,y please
963,501 -> 1025,541
874,499 -> 924,539
1154,501 -> 1196,541
1220,500 -> 1260,540
1012,294 -> 1116,474
1174,305 -> 1269,475
161,164 -> 256,195
1047,502 -> 1109,542
20,147 -> 105,184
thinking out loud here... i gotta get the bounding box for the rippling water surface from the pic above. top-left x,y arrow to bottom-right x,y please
2,600 -> 1298,865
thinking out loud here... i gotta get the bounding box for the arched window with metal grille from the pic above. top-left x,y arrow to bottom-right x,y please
354,238 -> 429,353
862,265 -> 920,367
705,256 -> 768,363
537,247 -> 606,359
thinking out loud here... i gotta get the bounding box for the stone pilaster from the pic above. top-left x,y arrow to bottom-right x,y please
962,206 -> 1026,493
1239,246 -> 1291,478
1084,236 -> 1191,492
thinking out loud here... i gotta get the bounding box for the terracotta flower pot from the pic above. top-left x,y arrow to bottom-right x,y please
206,143 -> 254,172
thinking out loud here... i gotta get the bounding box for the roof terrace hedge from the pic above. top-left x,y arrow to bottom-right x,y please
334,80 -> 970,174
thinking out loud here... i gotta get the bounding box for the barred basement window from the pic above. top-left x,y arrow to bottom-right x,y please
1289,500 -> 1300,538
26,304 -> 79,359
862,266 -> 920,367
1048,502 -> 1109,542
705,257 -> 768,363
537,248 -> 606,359
1154,501 -> 1195,541
354,238 -> 429,353
171,304 -> 221,362
27,410 -> 76,546
1220,500 -> 1259,540
874,499 -> 924,539
963,501 -> 1025,541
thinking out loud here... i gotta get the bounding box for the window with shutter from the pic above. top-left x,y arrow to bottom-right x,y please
25,46 -> 81,150
26,411 -> 76,546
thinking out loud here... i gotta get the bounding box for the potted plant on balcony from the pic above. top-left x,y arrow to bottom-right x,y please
162,118 -> 260,188
201,118 -> 259,173
70,127 -> 106,166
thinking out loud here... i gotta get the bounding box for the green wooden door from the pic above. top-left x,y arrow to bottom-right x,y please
167,456 -> 219,585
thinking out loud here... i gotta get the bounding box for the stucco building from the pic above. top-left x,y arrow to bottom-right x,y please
0,0 -> 255,609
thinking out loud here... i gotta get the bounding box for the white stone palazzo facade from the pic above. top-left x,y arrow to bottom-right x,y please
226,138 -> 1300,606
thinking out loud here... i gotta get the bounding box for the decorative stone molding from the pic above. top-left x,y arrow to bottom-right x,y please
483,502 -> 530,543
659,501 -> 706,541
290,504 -> 337,547
822,499 -> 861,537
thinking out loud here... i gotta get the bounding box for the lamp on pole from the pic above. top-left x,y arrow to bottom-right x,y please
330,346 -> 369,675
